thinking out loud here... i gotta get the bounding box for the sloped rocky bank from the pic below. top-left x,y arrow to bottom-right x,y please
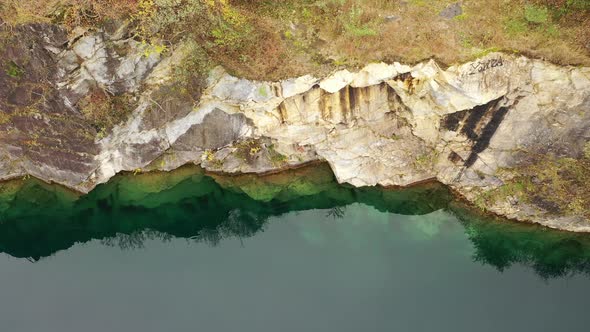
1,24 -> 589,231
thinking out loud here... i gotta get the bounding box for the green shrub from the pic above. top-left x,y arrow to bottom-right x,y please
551,0 -> 590,18
524,5 -> 549,24
504,18 -> 528,35
268,144 -> 288,166
172,40 -> 210,98
0,112 -> 11,125
564,0 -> 590,11
135,0 -> 207,40
78,90 -> 134,136
5,61 -> 24,79
342,5 -> 377,37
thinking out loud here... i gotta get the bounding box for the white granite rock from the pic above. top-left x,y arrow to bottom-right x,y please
35,32 -> 590,231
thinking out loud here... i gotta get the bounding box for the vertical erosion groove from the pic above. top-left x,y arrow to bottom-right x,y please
339,86 -> 350,124
318,89 -> 330,121
439,97 -> 510,168
464,103 -> 510,167
386,84 -> 403,114
349,85 -> 358,117
442,110 -> 469,132
278,101 -> 287,124
461,98 -> 502,140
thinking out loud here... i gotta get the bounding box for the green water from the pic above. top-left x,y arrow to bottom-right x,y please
0,164 -> 589,331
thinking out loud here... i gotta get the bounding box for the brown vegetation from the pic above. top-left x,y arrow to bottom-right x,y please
77,89 -> 134,137
478,155 -> 590,218
1,0 -> 588,80
0,0 -> 138,27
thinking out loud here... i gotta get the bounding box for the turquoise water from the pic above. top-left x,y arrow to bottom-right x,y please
0,165 -> 589,331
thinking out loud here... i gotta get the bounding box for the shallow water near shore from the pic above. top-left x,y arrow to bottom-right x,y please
0,164 -> 589,331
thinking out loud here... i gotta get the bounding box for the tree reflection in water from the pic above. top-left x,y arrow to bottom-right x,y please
0,163 -> 589,279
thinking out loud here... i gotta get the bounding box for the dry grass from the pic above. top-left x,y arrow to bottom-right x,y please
276,0 -> 589,69
234,0 -> 590,76
1,0 -> 588,80
478,156 -> 590,218
522,157 -> 590,218
209,13 -> 315,80
0,0 -> 138,27
78,89 -> 134,137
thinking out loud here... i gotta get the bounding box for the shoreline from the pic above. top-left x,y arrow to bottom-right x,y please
1,162 -> 587,234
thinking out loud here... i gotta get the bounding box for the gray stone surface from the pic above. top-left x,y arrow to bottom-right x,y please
2,23 -> 590,232
384,15 -> 401,23
440,3 -> 463,19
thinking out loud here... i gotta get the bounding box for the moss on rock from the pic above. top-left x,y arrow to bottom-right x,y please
479,156 -> 590,219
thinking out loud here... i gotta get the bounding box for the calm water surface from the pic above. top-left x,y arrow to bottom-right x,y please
0,165 -> 589,331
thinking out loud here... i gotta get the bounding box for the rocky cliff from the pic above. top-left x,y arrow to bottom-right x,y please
1,24 -> 589,231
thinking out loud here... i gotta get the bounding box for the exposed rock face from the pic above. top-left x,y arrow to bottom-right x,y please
1,24 -> 589,232
0,23 -> 162,190
0,24 -> 98,188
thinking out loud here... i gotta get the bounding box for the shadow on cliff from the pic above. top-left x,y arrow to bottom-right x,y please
0,163 -> 589,279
